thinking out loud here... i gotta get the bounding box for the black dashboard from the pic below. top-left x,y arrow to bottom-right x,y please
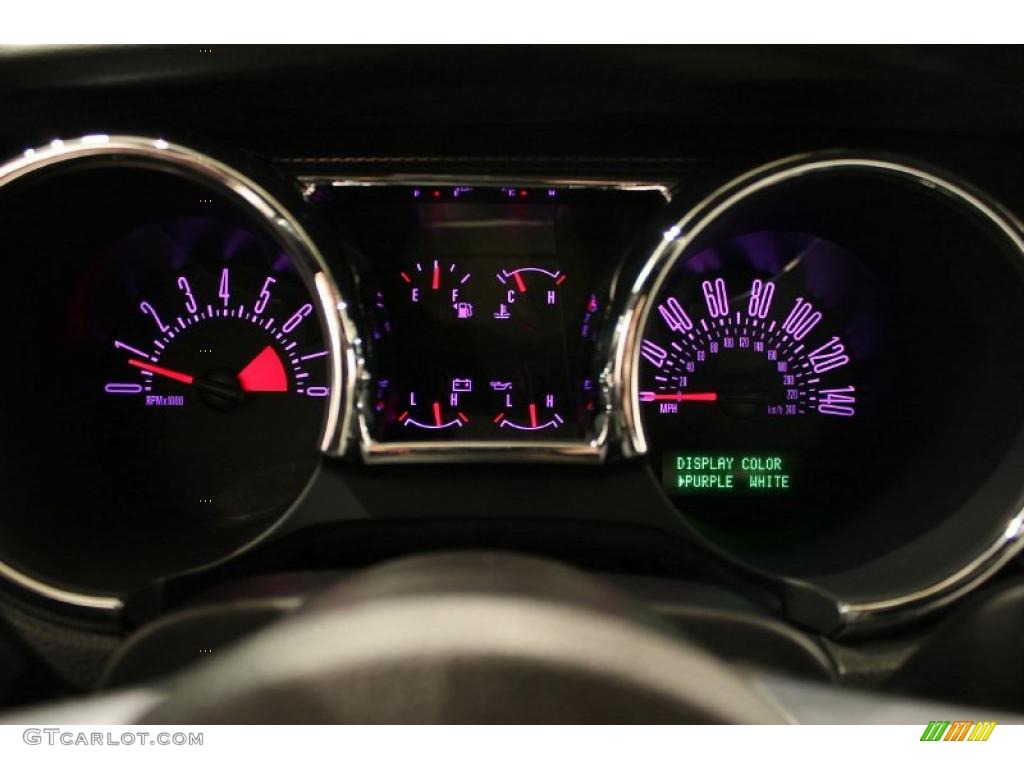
0,45 -> 1022,718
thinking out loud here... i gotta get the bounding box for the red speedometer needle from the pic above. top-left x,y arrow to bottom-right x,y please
639,391 -> 718,403
128,358 -> 194,385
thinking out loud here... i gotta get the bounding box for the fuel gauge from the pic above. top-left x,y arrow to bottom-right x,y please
401,259 -> 475,322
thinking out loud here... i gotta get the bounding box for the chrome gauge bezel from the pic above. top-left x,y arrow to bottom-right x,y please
0,135 -> 355,612
607,152 -> 1024,629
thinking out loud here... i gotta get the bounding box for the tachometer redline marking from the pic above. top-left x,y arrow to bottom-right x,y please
237,345 -> 288,392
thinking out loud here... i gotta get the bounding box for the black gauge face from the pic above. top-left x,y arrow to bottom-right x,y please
638,230 -> 883,519
97,218 -> 331,512
629,167 -> 1024,591
0,163 -> 332,594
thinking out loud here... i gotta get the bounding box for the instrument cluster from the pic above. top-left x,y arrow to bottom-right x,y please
0,137 -> 1021,635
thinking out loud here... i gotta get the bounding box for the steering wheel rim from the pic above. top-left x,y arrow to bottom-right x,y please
142,552 -> 789,724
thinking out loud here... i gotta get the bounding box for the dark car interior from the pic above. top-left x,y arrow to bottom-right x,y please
0,45 -> 1022,723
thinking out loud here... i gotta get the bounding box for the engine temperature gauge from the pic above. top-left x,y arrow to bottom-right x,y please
493,267 -> 566,323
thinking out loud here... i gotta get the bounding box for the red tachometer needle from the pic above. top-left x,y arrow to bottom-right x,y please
128,345 -> 288,394
128,358 -> 194,385
639,391 -> 718,403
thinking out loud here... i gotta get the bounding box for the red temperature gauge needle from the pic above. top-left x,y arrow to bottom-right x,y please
639,391 -> 718,403
127,358 -> 194,385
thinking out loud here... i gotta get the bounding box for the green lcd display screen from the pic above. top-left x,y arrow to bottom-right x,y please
662,452 -> 799,495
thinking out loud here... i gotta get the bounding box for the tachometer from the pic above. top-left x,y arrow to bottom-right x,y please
0,137 -> 344,603
105,243 -> 329,410
91,217 -> 332,536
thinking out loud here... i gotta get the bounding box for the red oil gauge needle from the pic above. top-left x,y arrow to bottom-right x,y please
432,401 -> 442,427
639,391 -> 719,403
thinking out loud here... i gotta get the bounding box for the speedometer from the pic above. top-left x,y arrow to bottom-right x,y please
614,153 -> 1024,625
637,231 -> 874,498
